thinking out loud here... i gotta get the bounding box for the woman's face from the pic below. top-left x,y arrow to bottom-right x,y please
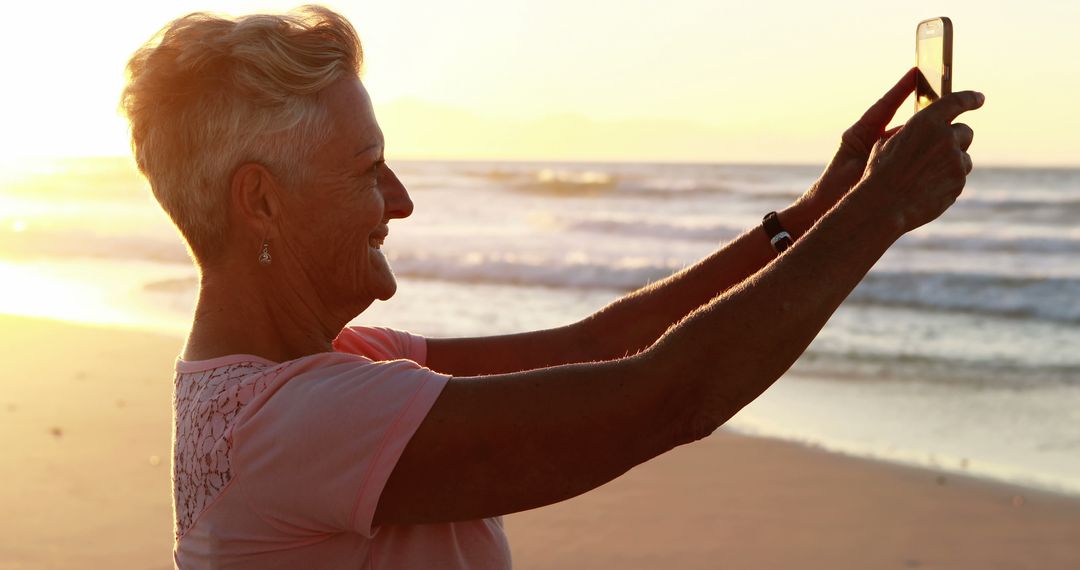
277,77 -> 413,311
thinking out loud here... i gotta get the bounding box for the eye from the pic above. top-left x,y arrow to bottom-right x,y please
371,160 -> 385,186
356,160 -> 383,191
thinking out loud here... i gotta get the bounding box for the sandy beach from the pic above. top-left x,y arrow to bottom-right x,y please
1,313 -> 1078,569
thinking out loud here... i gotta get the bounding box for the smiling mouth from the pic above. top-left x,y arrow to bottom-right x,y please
368,228 -> 388,250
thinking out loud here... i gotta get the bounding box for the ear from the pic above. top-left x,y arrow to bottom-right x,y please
230,163 -> 282,237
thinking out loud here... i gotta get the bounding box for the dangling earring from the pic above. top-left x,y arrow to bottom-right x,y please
258,240 -> 272,266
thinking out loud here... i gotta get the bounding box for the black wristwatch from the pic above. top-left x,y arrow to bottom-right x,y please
762,211 -> 794,254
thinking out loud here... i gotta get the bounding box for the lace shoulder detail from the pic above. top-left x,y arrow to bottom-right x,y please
172,360 -> 286,539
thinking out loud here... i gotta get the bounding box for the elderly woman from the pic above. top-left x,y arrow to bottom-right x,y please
121,6 -> 983,569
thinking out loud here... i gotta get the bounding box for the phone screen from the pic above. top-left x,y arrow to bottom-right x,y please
916,19 -> 950,112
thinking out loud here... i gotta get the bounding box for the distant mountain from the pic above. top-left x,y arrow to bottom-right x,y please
373,98 -> 823,163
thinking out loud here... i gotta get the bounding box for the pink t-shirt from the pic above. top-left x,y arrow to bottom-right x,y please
172,325 -> 512,569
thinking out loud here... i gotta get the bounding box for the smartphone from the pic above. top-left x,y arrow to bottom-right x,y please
915,17 -> 952,112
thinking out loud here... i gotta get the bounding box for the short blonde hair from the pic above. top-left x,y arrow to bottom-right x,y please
120,5 -> 362,262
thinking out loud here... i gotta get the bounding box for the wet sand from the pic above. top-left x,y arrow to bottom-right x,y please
1,314 -> 1077,569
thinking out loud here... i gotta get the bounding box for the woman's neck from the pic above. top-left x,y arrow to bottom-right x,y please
181,269 -> 360,363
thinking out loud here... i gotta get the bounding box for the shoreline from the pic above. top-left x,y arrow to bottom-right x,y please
2,313 -> 1079,568
720,424 -> 1080,503
717,427 -> 1080,503
3,311 -> 1077,500
6,310 -> 1078,500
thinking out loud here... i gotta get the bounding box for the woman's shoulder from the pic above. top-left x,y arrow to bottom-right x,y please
333,325 -> 428,364
175,324 -> 426,373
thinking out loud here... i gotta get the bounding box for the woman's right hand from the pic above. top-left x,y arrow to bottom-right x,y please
858,90 -> 986,234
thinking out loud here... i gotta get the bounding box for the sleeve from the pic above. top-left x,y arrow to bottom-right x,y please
333,325 -> 430,364
233,354 -> 451,538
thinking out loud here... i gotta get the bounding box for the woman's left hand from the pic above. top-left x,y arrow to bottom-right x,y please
789,67 -> 918,229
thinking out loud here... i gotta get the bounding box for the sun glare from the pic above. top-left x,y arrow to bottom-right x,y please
0,261 -> 133,328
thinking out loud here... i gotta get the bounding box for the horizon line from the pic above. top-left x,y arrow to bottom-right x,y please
3,153 -> 1077,171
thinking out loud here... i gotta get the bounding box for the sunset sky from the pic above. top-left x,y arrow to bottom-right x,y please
1,0 -> 1076,166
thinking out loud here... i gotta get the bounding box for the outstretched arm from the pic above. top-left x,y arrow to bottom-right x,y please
426,69 -> 917,376
579,68 -> 919,361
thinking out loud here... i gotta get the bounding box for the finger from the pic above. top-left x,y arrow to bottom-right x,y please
853,67 -> 919,135
952,123 -> 974,151
868,133 -> 889,161
925,91 -> 986,124
841,116 -> 905,159
962,151 -> 973,175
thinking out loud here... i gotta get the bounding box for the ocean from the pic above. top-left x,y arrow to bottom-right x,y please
1,156 -> 1078,496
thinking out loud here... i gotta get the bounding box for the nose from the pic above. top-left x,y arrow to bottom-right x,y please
379,164 -> 414,220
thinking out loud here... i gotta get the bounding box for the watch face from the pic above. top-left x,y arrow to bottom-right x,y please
771,232 -> 794,253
